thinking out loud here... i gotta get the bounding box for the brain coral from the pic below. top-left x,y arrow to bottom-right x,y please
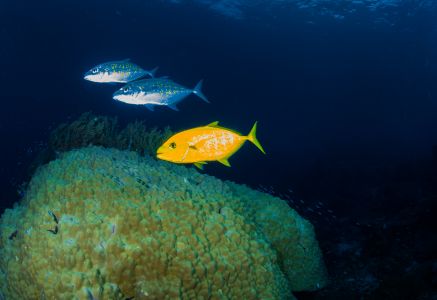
0,147 -> 327,299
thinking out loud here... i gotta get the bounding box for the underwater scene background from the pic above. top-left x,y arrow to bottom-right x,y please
0,0 -> 436,299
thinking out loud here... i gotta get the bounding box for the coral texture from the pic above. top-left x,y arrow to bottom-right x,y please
0,147 -> 326,299
49,112 -> 118,151
49,112 -> 172,156
114,120 -> 173,156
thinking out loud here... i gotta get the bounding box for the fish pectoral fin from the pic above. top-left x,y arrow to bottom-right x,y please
206,121 -> 219,127
144,104 -> 155,111
168,104 -> 179,111
193,162 -> 207,170
189,145 -> 198,150
218,158 -> 231,167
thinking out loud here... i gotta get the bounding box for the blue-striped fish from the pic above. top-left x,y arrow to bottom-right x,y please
113,78 -> 209,111
84,59 -> 157,83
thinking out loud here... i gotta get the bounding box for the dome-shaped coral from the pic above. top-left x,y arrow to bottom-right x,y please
0,147 -> 326,299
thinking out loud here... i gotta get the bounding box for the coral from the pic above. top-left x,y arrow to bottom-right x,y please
49,112 -> 118,151
114,121 -> 173,157
27,113 -> 173,176
48,112 -> 172,157
0,147 -> 326,299
226,185 -> 328,291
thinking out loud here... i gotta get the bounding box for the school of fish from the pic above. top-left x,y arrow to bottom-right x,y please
84,59 -> 265,168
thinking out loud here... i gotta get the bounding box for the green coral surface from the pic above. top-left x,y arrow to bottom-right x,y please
0,147 -> 327,299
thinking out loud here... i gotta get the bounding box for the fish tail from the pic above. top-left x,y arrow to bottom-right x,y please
149,66 -> 159,78
247,122 -> 266,154
192,80 -> 210,103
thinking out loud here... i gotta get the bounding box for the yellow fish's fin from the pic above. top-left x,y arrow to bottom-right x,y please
206,121 -> 243,135
188,142 -> 199,151
247,121 -> 266,154
194,162 -> 207,170
206,121 -> 219,127
218,158 -> 231,167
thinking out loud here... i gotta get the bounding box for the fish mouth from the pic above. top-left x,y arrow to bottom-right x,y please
156,151 -> 166,160
112,93 -> 122,101
84,73 -> 98,82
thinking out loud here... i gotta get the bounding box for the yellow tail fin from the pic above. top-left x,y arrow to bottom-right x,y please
247,121 -> 266,154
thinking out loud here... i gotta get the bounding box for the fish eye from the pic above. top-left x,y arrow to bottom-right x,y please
92,68 -> 98,74
169,142 -> 176,149
122,87 -> 129,92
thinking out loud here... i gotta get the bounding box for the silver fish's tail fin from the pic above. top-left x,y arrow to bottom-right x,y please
148,66 -> 159,78
192,80 -> 210,103
247,122 -> 266,154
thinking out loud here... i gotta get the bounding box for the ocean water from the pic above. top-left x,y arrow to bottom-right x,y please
0,0 -> 436,299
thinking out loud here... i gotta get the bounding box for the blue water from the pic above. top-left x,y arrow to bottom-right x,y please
0,0 -> 436,298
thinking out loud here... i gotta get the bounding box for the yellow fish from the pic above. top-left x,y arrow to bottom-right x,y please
156,121 -> 266,168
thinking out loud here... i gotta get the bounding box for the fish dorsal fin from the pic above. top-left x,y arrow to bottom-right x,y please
194,162 -> 207,170
206,121 -> 219,127
218,158 -> 231,167
121,58 -> 131,62
205,121 -> 242,135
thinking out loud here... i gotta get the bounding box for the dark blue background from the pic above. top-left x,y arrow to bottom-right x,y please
0,0 -> 436,215
1,1 -> 437,298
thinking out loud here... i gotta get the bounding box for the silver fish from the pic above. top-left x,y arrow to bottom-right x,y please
112,78 -> 209,111
84,59 -> 157,83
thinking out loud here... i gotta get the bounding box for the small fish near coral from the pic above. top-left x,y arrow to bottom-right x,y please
113,78 -> 209,111
84,59 -> 158,83
156,121 -> 265,169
